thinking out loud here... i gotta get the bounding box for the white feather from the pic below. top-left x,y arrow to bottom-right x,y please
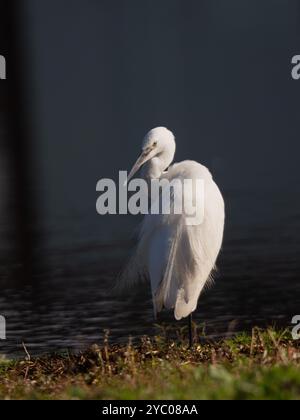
120,128 -> 225,320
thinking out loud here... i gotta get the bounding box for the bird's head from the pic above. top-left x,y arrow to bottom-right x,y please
127,127 -> 175,183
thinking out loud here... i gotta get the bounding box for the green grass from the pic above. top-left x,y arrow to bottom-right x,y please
0,327 -> 300,400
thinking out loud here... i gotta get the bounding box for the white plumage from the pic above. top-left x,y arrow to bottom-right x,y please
121,127 -> 225,321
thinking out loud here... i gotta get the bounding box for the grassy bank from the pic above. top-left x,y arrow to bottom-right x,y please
0,327 -> 300,400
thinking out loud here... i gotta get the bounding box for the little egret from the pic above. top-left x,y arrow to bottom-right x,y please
121,127 -> 225,346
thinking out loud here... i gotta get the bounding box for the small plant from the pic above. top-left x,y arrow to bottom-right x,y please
0,326 -> 299,400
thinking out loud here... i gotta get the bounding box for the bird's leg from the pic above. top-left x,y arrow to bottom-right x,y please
188,313 -> 193,348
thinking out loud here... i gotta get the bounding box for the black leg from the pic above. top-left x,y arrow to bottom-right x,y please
188,313 -> 193,348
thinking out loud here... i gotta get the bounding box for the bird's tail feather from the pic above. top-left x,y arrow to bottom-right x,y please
155,214 -> 216,320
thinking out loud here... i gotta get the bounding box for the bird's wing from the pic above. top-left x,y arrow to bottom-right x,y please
118,161 -> 225,321
153,163 -> 224,320
137,179 -> 204,318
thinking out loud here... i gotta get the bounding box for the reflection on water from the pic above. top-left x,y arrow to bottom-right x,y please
0,188 -> 300,358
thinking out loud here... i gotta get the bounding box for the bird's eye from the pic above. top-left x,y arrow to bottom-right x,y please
153,141 -> 157,147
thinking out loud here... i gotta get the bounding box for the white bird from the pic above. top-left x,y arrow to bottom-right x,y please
121,127 -> 225,345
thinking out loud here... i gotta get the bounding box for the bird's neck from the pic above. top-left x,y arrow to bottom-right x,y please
143,148 -> 175,181
141,157 -> 164,181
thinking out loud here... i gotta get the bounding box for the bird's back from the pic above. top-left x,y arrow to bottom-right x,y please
121,160 -> 225,320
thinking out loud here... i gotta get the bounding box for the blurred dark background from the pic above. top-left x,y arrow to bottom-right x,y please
0,0 -> 300,357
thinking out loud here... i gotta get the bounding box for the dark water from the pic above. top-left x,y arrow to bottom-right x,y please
1,182 -> 300,358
